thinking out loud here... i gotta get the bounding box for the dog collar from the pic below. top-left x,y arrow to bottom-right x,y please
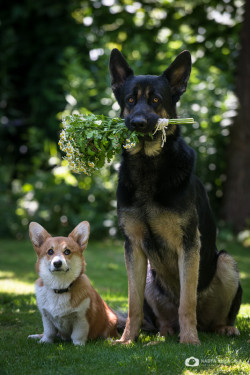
53,282 -> 73,294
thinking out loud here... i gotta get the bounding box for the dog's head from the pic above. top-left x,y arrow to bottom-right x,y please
29,221 -> 90,289
109,49 -> 191,135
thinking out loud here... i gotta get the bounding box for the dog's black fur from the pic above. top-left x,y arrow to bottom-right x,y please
110,49 -> 242,344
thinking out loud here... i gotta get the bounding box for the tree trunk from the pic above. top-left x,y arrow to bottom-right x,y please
222,0 -> 250,231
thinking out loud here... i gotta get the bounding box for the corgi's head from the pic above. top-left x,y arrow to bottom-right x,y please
29,221 -> 90,290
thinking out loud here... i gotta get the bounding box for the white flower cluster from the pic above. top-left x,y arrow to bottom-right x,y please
58,121 -> 95,175
123,139 -> 136,150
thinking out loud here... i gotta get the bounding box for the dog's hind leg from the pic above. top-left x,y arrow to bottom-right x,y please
214,282 -> 242,336
197,251 -> 241,336
117,237 -> 147,344
227,283 -> 242,327
211,252 -> 241,336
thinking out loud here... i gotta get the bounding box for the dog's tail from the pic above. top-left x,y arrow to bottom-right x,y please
115,310 -> 127,333
115,307 -> 158,334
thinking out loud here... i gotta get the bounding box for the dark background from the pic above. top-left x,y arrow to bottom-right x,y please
1,0 -> 249,240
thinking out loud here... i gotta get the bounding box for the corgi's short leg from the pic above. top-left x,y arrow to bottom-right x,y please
39,314 -> 57,343
71,318 -> 89,346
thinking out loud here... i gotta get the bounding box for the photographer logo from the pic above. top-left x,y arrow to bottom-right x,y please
185,357 -> 200,367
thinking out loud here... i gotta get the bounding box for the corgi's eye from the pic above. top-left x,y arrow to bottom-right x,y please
48,249 -> 54,255
153,97 -> 159,103
128,97 -> 134,104
64,249 -> 71,255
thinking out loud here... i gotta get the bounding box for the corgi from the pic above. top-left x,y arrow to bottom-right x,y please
28,221 -> 119,345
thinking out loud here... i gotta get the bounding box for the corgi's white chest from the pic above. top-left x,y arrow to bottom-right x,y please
36,285 -> 72,315
36,285 -> 90,337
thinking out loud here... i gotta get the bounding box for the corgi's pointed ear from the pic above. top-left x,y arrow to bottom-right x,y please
162,50 -> 192,103
29,222 -> 51,252
69,221 -> 90,251
109,49 -> 134,94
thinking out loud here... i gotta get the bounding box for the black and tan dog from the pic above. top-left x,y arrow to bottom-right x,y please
109,49 -> 242,345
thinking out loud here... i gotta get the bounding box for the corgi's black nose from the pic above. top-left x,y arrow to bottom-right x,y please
130,117 -> 147,131
53,260 -> 62,269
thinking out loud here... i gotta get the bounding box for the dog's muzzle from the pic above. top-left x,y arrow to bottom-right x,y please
125,112 -> 159,134
130,116 -> 148,132
50,256 -> 69,273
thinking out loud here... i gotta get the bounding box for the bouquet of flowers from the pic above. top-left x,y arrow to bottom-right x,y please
58,114 -> 194,175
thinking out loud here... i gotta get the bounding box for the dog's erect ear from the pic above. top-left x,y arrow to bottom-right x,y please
69,221 -> 90,251
109,49 -> 134,93
29,222 -> 51,253
162,50 -> 192,103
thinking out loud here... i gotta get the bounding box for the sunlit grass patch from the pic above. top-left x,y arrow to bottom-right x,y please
0,272 -> 34,294
239,304 -> 250,316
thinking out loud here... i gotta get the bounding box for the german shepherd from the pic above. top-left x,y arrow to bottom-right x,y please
109,49 -> 242,345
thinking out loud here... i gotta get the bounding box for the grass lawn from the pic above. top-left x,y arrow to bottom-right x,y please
0,236 -> 249,375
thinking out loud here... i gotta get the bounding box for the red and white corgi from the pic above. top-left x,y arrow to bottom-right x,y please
28,221 -> 119,345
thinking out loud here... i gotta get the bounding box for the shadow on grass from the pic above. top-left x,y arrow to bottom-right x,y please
0,240 -> 37,284
0,292 -> 36,313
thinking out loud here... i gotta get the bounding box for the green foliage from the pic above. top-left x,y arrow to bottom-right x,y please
59,114 -> 194,175
59,114 -> 140,175
0,0 -> 244,238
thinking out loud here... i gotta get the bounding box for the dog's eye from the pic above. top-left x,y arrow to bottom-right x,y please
153,97 -> 159,103
64,249 -> 71,255
128,97 -> 134,104
48,249 -> 54,255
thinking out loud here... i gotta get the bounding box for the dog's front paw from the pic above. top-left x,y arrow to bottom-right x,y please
73,340 -> 86,346
39,336 -> 54,344
112,338 -> 133,345
160,325 -> 175,337
28,334 -> 43,340
180,332 -> 201,346
215,326 -> 240,336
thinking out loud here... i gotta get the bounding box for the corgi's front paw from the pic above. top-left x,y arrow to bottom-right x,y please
73,339 -> 86,346
39,336 -> 54,344
28,334 -> 43,340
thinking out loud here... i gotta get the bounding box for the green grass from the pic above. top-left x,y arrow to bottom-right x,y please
0,237 -> 249,375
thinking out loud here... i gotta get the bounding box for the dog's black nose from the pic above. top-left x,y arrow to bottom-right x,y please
53,260 -> 62,269
130,117 -> 147,131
